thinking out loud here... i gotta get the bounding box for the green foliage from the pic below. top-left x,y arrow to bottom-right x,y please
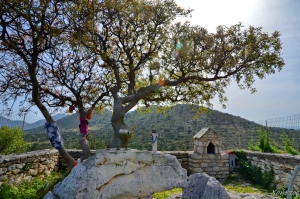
248,127 -> 278,153
248,142 -> 261,152
262,166 -> 275,190
88,134 -> 106,150
0,171 -> 68,199
280,131 -> 299,155
234,150 -> 275,190
0,126 -> 31,155
22,163 -> 35,171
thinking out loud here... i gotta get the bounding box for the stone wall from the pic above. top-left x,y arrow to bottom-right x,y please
164,151 -> 191,173
0,150 -> 60,186
189,153 -> 229,182
154,151 -> 229,181
246,151 -> 300,191
0,149 -> 98,186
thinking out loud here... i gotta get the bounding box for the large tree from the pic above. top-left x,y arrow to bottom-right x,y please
86,0 -> 284,147
0,0 -> 110,161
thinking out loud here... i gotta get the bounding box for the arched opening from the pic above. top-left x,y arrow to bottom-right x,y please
207,142 -> 215,154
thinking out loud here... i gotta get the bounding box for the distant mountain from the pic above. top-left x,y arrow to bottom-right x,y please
25,110 -> 112,133
0,116 -> 28,129
24,113 -> 67,130
24,105 -> 300,152
0,113 -> 67,130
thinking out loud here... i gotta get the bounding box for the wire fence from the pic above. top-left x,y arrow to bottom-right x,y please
255,114 -> 300,130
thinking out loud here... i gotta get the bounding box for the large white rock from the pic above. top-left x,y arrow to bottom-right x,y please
44,149 -> 188,199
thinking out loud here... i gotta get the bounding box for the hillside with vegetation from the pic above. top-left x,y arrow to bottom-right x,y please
24,104 -> 300,152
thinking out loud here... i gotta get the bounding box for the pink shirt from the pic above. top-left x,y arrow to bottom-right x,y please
79,117 -> 88,134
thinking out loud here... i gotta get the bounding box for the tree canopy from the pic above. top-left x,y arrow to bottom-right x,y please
0,0 -> 285,147
85,0 -> 284,146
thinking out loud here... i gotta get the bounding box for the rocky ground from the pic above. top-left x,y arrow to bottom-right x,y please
165,191 -> 281,199
163,172 -> 284,199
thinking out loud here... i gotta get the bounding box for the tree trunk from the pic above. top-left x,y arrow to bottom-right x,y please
78,106 -> 90,161
28,62 -> 75,168
59,147 -> 75,168
109,102 -> 129,148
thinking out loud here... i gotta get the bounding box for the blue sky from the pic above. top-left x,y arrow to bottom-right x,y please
175,0 -> 300,122
4,0 -> 300,124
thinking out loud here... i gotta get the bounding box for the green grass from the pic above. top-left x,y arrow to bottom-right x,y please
223,173 -> 287,198
0,171 -> 69,199
153,188 -> 182,199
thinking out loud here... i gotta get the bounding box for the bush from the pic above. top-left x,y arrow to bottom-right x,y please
0,126 -> 31,155
280,131 -> 299,155
262,166 -> 275,190
0,171 -> 68,199
234,150 -> 274,189
248,127 -> 278,153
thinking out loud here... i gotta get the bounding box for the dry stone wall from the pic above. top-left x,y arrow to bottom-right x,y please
189,153 -> 229,181
0,149 -> 97,186
0,150 -> 60,186
246,151 -> 300,191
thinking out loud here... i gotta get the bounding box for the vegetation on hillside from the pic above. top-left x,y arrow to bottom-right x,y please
248,127 -> 300,155
23,105 -> 300,152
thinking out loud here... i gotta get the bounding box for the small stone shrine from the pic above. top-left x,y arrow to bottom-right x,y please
193,127 -> 222,154
189,127 -> 229,181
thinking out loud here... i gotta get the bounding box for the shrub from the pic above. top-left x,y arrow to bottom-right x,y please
0,171 -> 68,199
280,131 -> 299,155
234,150 -> 274,189
262,166 -> 275,190
248,127 -> 278,153
0,126 -> 31,155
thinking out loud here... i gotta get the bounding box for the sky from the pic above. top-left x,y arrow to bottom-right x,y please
3,0 -> 300,124
175,0 -> 300,122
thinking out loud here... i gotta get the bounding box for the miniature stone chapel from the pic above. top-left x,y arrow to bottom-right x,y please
189,127 -> 229,181
193,127 -> 222,154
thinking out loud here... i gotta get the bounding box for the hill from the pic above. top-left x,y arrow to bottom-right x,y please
24,104 -> 300,152
24,113 -> 67,130
0,114 -> 67,130
0,116 -> 27,129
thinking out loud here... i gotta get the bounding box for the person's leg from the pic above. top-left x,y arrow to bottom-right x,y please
79,134 -> 90,161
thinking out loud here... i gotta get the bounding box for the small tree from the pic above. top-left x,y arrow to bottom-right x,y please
0,126 -> 30,155
249,127 -> 278,153
280,131 -> 299,155
0,0 -> 81,167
